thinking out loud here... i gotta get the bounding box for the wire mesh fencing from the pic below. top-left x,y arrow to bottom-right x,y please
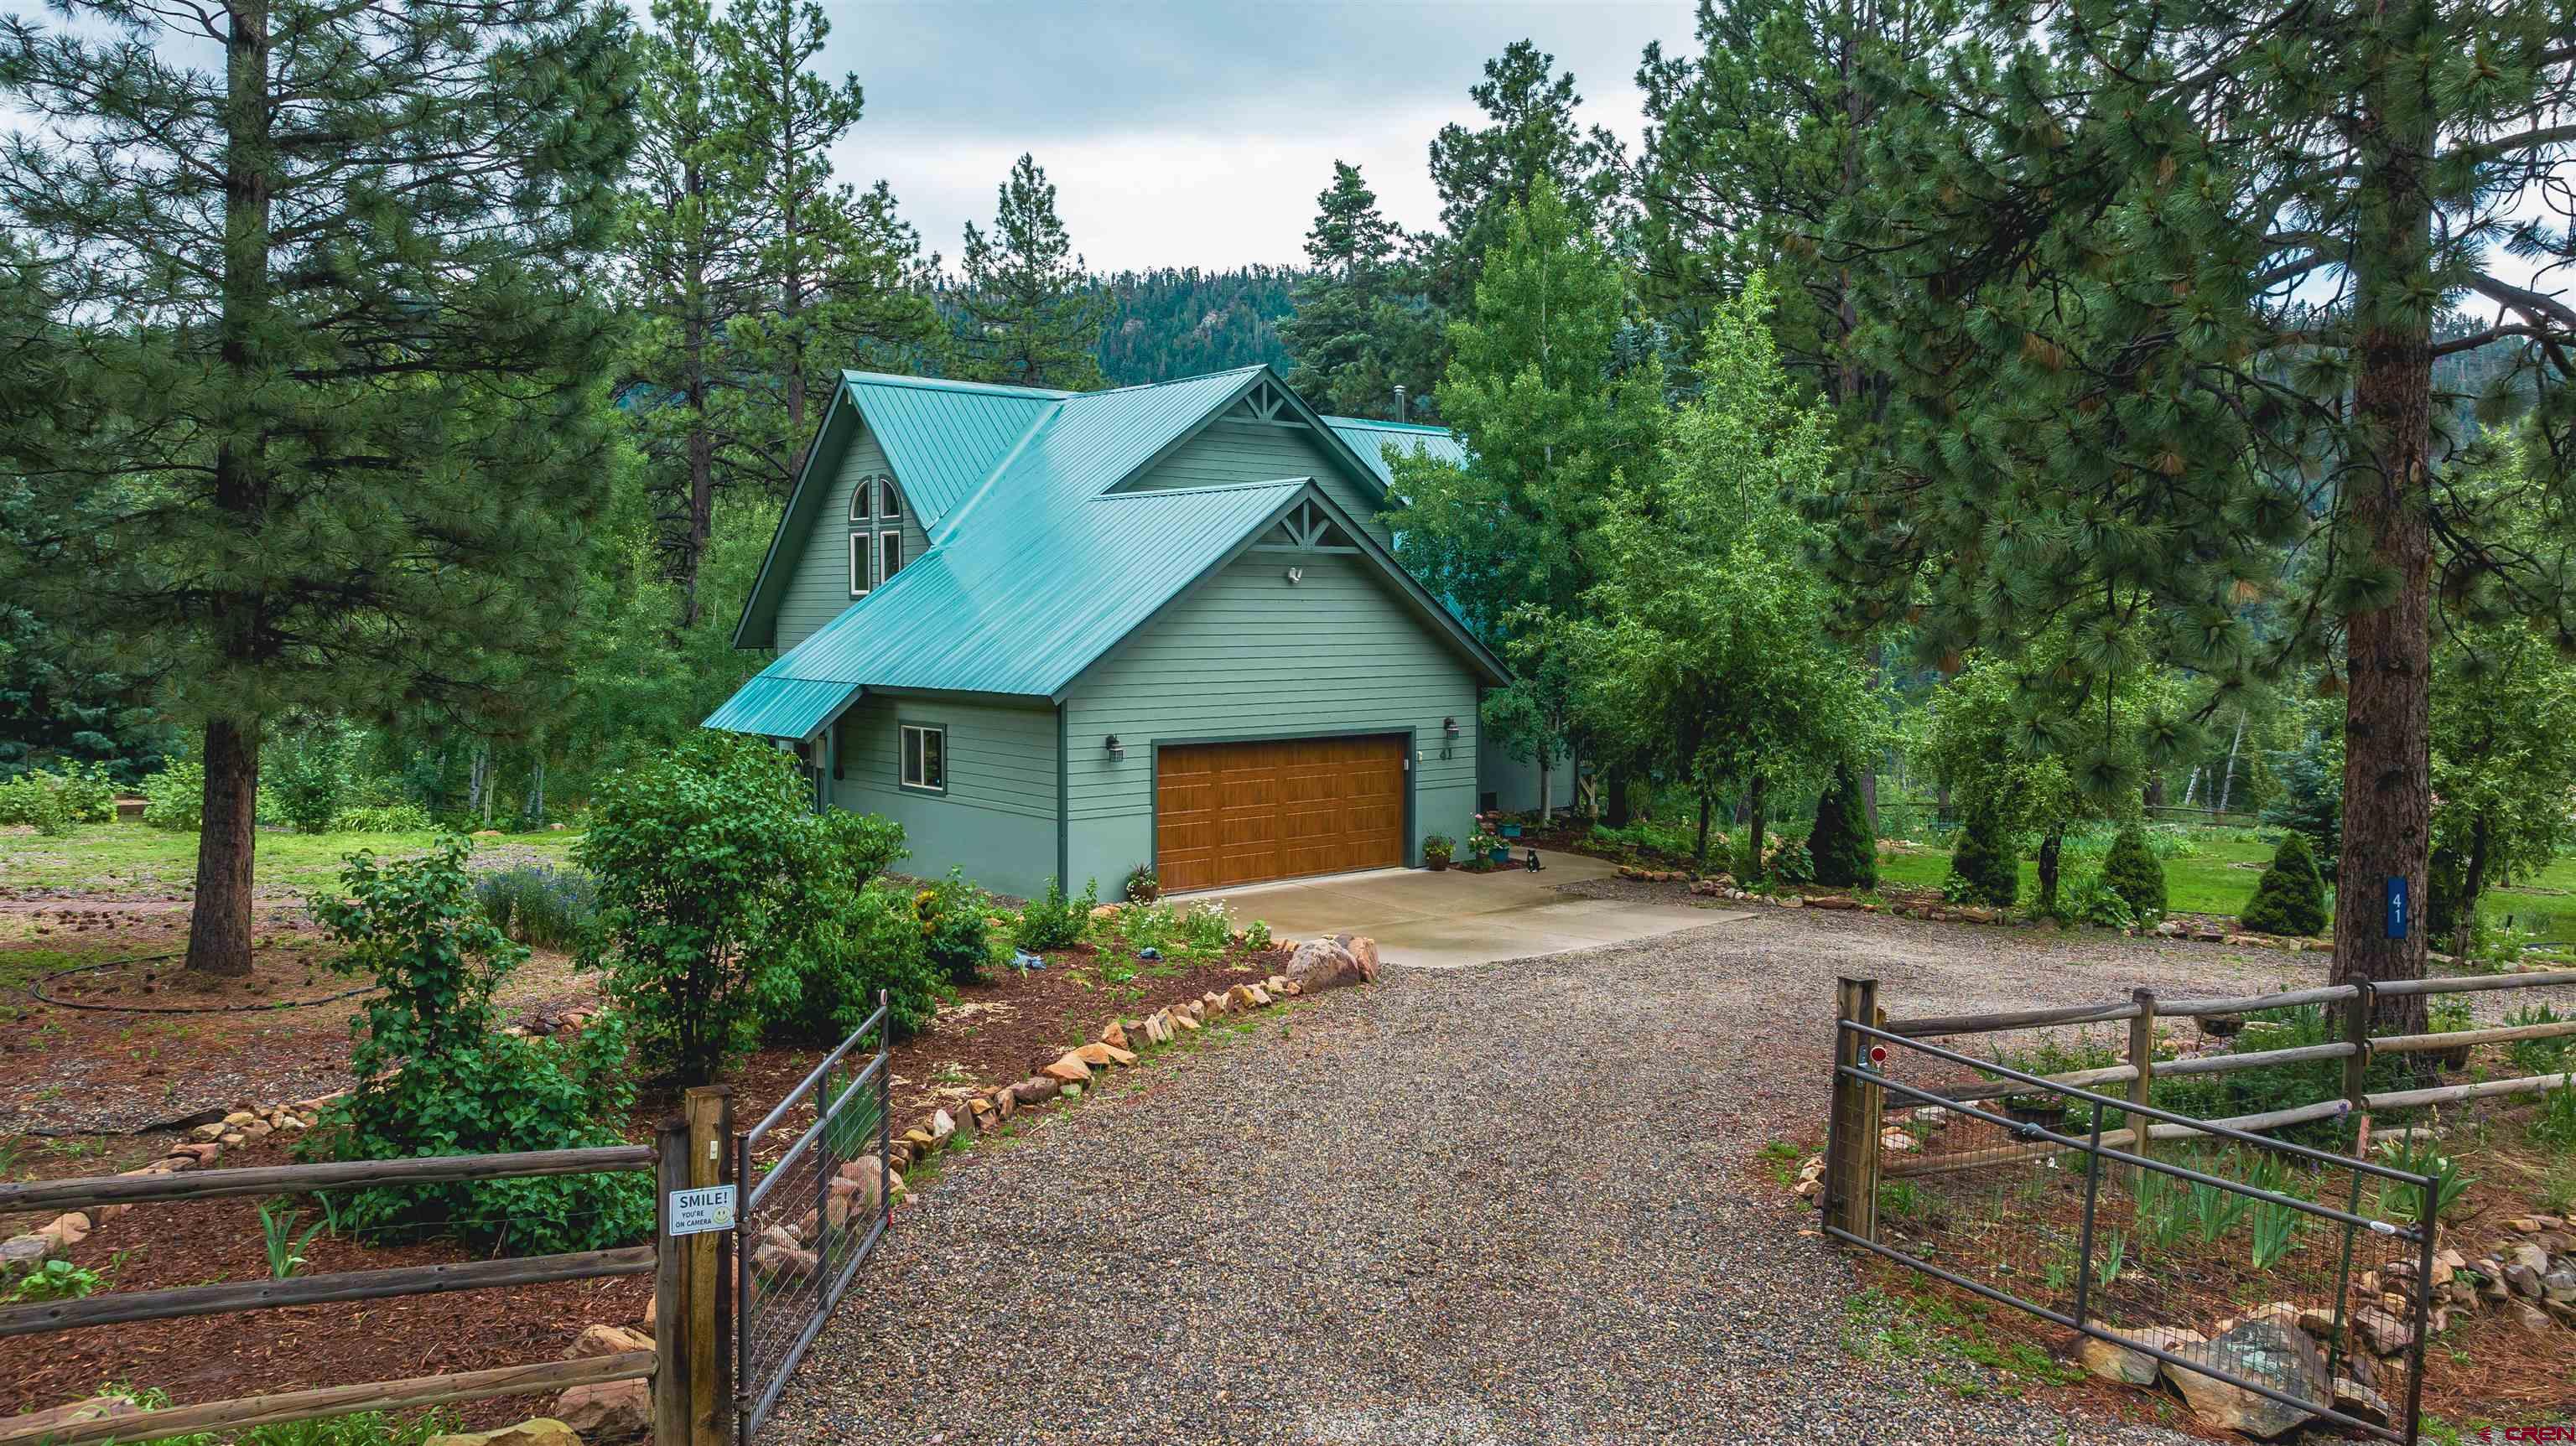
1830,1019 -> 2441,1443
734,998 -> 891,1445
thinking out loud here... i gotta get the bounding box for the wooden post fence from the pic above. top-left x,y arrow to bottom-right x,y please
0,1133 -> 707,1446
684,1085 -> 732,1446
2120,987 -> 2157,1189
1826,976 -> 1882,1241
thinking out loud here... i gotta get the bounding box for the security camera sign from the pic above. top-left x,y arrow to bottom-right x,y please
667,1184 -> 736,1236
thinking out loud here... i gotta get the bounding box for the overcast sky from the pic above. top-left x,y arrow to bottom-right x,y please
813,1 -> 1700,274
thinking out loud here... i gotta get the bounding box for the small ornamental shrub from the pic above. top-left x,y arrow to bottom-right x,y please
766,877 -> 942,1044
1421,833 -> 1455,867
1944,807 -> 2019,907
304,838 -> 650,1253
1014,876 -> 1096,952
1240,918 -> 1273,951
2100,824 -> 2168,921
578,733 -> 834,1086
1122,863 -> 1160,904
142,760 -> 205,830
2062,872 -> 2139,931
49,761 -> 117,823
1766,836 -> 1816,886
1179,899 -> 1232,953
2238,832 -> 2329,936
1808,769 -> 1877,889
914,868 -> 995,985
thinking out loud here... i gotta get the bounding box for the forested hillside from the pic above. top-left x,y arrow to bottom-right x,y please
1090,267 -> 1300,386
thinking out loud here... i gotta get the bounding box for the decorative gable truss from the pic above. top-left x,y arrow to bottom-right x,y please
1228,378 -> 1304,428
1249,497 -> 1359,554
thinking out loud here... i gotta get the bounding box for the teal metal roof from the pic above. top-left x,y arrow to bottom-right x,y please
709,365 -> 1507,736
1322,416 -> 1467,488
841,372 -> 1062,525
702,675 -> 862,740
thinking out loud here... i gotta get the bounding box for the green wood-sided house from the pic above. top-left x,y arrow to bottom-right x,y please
706,363 -> 1561,899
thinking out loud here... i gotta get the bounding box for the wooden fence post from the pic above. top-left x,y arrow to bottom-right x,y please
2122,988 -> 2158,1189
652,1117 -> 688,1446
683,1086 -> 734,1446
1826,977 -> 1882,1241
2343,981 -> 2376,1153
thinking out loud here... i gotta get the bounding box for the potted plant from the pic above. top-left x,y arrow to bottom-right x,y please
1423,833 -> 1455,871
1469,829 -> 1505,866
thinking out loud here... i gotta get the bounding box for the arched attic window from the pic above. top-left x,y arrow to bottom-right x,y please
849,473 -> 906,596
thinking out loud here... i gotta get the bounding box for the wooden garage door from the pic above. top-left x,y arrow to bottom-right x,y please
1155,734 -> 1405,893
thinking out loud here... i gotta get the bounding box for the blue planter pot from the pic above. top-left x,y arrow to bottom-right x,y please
1500,824 -> 1522,838
1489,846 -> 1510,864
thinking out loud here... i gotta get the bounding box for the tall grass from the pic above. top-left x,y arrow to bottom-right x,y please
473,863 -> 600,950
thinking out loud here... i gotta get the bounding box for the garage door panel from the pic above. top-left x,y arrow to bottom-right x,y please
1157,734 -> 1405,890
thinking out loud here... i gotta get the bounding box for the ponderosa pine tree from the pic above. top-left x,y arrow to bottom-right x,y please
1424,41 -> 1629,312
715,0 -> 942,493
953,154 -> 1104,391
0,0 -> 636,977
1280,163 -> 1441,421
623,0 -> 761,629
1825,1 -> 2576,1025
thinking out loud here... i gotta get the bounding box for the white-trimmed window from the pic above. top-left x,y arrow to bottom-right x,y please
900,723 -> 946,793
849,473 -> 903,597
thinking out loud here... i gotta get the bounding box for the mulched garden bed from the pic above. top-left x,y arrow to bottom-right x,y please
1,928 -> 1294,1426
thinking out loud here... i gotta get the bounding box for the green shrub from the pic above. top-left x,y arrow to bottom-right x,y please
1179,899 -> 1232,953
1767,836 -> 1816,886
1422,832 -> 1455,865
303,839 -> 650,1253
765,877 -> 943,1044
2100,824 -> 2168,920
1944,806 -> 2018,906
2061,872 -> 2140,930
831,811 -> 908,887
578,734 -> 839,1086
0,773 -> 72,834
2506,1005 -> 2576,1076
1122,863 -> 1160,904
267,723 -> 356,835
912,869 -> 995,985
142,761 -> 205,830
2532,1078 -> 2576,1148
474,864 -> 600,951
51,761 -> 117,822
1014,877 -> 1096,952
2239,832 -> 2329,936
1808,767 -> 1877,889
330,801 -> 433,833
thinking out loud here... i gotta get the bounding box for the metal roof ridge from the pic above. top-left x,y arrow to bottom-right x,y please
921,395 -> 1068,545
839,370 -> 1072,400
1066,363 -> 1269,400
1321,415 -> 1456,436
1088,476 -> 1310,501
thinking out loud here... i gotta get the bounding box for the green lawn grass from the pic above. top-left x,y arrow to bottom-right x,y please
1878,832 -> 2576,949
0,821 -> 581,895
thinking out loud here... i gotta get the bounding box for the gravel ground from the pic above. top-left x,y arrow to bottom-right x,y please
766,908 -> 2352,1446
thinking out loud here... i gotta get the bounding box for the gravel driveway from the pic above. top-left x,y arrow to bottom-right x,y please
769,908 -> 2340,1445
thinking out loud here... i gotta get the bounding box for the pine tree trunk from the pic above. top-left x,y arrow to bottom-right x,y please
1537,749 -> 1553,826
1742,775 -> 1768,881
2454,812 -> 2492,959
1694,790 -> 1713,873
2334,66 -> 2435,1035
1607,762 -> 1633,828
2036,832 -> 2063,917
185,717 -> 262,977
186,0 -> 272,980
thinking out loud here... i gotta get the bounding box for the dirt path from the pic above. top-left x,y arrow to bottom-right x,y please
766,910 -> 2328,1445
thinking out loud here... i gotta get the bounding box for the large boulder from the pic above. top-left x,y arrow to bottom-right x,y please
552,1381 -> 649,1440
428,1421 -> 584,1446
2164,1319 -> 2327,1440
1327,934 -> 1380,982
563,1324 -> 652,1360
1286,935 -> 1376,993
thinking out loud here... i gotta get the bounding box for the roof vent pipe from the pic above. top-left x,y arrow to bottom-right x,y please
1391,385 -> 1407,421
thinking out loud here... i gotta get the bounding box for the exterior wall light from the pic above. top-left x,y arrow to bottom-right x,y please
1104,734 -> 1125,760
1285,566 -> 1303,585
